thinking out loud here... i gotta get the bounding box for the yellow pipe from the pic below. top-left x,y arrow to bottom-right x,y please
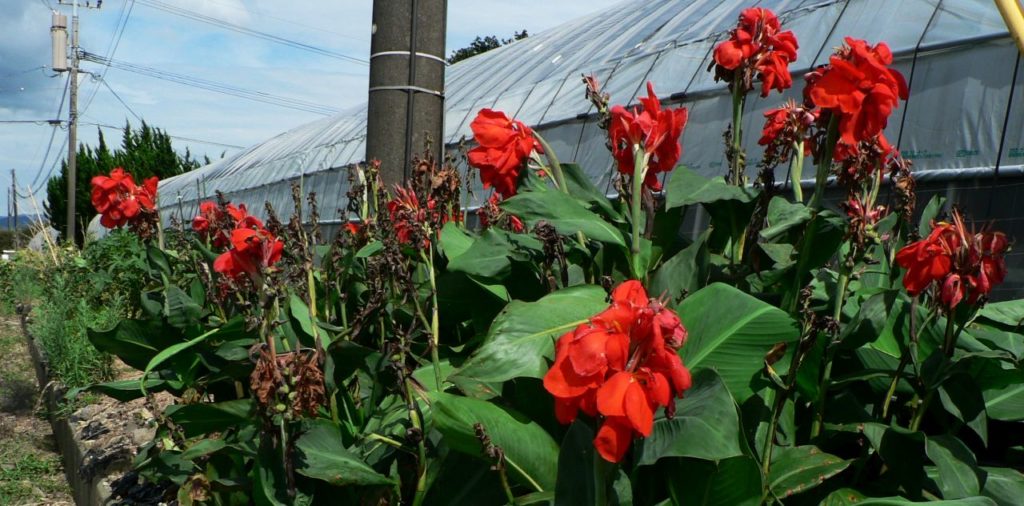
995,0 -> 1024,53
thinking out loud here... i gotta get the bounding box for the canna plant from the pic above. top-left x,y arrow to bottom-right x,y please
69,7 -> 1024,506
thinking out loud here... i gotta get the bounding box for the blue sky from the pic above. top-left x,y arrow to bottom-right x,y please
0,0 -> 624,216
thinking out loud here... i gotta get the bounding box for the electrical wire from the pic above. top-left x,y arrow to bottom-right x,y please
27,76 -> 71,194
97,77 -> 142,122
201,0 -> 362,41
80,51 -> 341,115
80,0 -> 135,116
83,121 -> 245,149
135,0 -> 368,65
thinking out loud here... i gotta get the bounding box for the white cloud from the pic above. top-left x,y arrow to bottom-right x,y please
0,0 -> 623,215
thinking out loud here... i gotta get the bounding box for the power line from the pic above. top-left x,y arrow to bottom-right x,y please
29,75 -> 71,193
80,0 -> 135,116
80,51 -> 341,115
135,0 -> 368,65
83,121 -> 246,149
96,77 -> 142,122
0,120 -> 62,125
201,0 -> 363,41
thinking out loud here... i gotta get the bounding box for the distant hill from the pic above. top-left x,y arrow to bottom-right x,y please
0,215 -> 43,229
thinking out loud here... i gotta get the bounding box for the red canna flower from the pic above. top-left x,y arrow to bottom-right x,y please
90,168 -> 159,229
896,210 -> 1009,309
759,100 -> 816,164
544,280 -> 692,462
191,203 -> 213,235
608,83 -> 688,191
467,109 -> 543,198
896,224 -> 956,296
193,202 -> 250,250
386,185 -> 458,248
712,7 -> 799,96
806,37 -> 908,156
212,213 -> 284,283
476,194 -> 526,233
388,185 -> 429,248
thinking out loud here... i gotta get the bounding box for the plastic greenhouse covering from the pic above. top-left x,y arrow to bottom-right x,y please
157,0 -> 1021,232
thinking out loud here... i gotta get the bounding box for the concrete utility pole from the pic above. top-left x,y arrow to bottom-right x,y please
54,0 -> 100,244
66,0 -> 80,244
366,0 -> 447,185
67,4 -> 78,243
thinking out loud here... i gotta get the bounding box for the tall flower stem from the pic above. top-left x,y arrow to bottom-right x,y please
535,133 -> 589,250
810,267 -> 849,438
785,117 -> 839,312
910,315 -> 956,431
420,247 -> 443,391
399,327 -> 429,506
790,140 -> 805,203
761,328 -> 812,480
729,84 -> 746,186
630,145 -> 650,277
809,116 -> 839,211
535,134 -> 568,195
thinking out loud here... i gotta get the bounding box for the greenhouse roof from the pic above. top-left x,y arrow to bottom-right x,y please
158,0 -> 1017,226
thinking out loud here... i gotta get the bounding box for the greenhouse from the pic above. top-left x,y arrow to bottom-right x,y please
9,0 -> 1024,504
159,0 -> 1021,259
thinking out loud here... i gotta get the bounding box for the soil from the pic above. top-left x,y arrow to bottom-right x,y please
0,316 -> 73,505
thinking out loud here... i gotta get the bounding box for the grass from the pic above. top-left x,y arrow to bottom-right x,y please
0,315 -> 72,505
28,277 -> 120,390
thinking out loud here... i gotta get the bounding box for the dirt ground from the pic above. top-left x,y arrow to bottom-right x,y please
0,316 -> 73,505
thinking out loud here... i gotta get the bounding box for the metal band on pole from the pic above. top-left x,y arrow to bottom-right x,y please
367,85 -> 444,97
369,51 -> 448,65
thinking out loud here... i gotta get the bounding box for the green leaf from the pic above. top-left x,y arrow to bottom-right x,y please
88,319 -> 185,370
447,230 -> 514,279
974,362 -> 1024,421
440,222 -> 473,260
452,285 -> 608,383
502,190 -> 625,246
141,327 -> 220,393
561,163 -> 621,221
253,438 -> 291,506
355,240 -> 382,258
676,283 -> 800,402
769,445 -> 851,499
978,300 -> 1024,327
165,285 -> 204,329
69,377 -> 171,402
295,419 -> 394,486
665,456 -> 763,506
147,244 -> 171,274
180,439 -> 227,461
289,293 -> 317,339
635,369 -> 743,465
938,374 -> 988,446
968,322 -> 1024,360
760,197 -> 812,242
926,435 -> 983,499
822,488 -> 996,505
918,195 -> 946,237
165,399 -> 254,438
665,165 -> 756,210
649,231 -> 708,305
554,421 -> 600,506
981,467 -> 1024,506
429,392 -> 559,491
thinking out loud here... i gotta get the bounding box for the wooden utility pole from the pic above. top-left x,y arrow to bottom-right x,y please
366,0 -> 447,185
